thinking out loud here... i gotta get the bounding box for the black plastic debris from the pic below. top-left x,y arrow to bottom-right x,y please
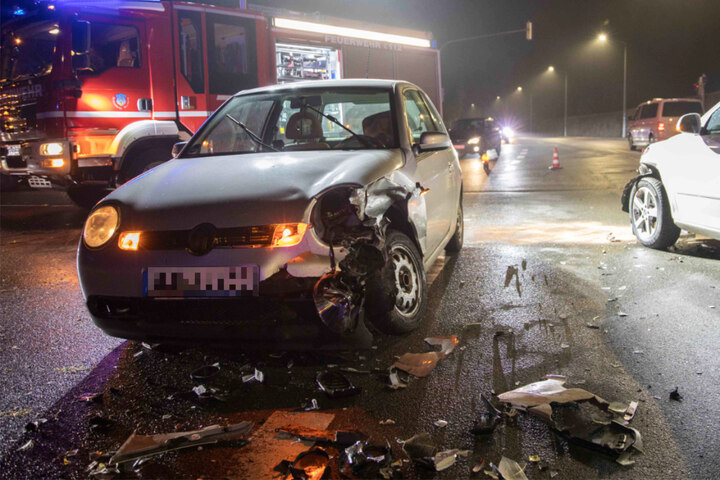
88,415 -> 114,434
190,363 -> 220,382
470,395 -> 502,435
669,387 -> 683,402
316,371 -> 361,398
24,418 -> 47,432
401,432 -> 436,469
109,421 -> 253,465
297,398 -> 320,412
343,440 -> 390,477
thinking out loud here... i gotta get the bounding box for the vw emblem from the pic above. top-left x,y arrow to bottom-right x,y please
187,223 -> 217,256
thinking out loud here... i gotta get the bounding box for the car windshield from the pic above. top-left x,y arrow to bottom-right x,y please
452,118 -> 488,131
1,20 -> 59,81
183,87 -> 398,156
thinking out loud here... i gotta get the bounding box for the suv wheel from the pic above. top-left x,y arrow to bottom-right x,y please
365,230 -> 427,334
628,134 -> 636,151
630,177 -> 680,249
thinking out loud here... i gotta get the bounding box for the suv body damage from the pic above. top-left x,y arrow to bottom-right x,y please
621,161 -> 660,212
311,173 -> 426,336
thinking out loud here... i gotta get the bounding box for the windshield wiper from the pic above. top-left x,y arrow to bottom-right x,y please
303,105 -> 373,148
225,114 -> 278,152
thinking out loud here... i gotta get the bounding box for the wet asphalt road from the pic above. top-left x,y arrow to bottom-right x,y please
1,136 -> 718,479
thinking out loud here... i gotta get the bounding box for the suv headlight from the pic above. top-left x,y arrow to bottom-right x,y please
83,205 -> 119,248
467,137 -> 481,144
40,142 -> 64,156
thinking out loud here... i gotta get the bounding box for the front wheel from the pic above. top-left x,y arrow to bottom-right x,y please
445,201 -> 464,252
365,230 -> 427,334
630,177 -> 680,249
67,185 -> 112,209
628,135 -> 636,151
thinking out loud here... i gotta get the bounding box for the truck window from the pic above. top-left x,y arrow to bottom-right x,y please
178,11 -> 204,94
403,90 -> 438,144
206,14 -> 258,95
661,101 -> 703,117
639,103 -> 658,119
82,24 -> 141,75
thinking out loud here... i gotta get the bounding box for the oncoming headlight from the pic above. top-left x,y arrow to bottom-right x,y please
40,142 -> 63,156
83,205 -> 119,248
467,137 -> 481,144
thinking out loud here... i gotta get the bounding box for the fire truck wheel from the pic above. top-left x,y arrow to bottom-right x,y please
1,174 -> 19,192
67,185 -> 112,209
121,145 -> 173,184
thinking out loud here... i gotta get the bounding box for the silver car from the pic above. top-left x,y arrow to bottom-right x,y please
77,80 -> 463,345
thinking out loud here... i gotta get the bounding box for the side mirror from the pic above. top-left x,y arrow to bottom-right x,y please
415,132 -> 451,153
171,142 -> 187,157
677,113 -> 701,134
72,20 -> 91,71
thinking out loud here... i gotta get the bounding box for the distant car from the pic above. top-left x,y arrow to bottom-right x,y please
622,100 -> 720,249
448,117 -> 502,158
627,98 -> 704,150
500,126 -> 514,143
77,80 -> 463,345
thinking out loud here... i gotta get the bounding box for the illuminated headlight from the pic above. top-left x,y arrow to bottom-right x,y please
502,127 -> 514,137
272,223 -> 307,247
467,137 -> 481,145
83,205 -> 119,248
40,142 -> 63,156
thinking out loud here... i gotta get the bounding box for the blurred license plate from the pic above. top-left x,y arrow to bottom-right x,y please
144,266 -> 259,297
6,144 -> 21,156
453,144 -> 465,150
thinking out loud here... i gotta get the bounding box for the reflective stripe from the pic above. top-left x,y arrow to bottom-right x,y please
178,111 -> 211,117
36,112 -> 64,119
153,111 -> 177,117
67,111 -> 152,118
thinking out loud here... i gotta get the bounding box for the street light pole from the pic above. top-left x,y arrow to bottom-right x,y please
564,73 -> 568,137
622,43 -> 627,138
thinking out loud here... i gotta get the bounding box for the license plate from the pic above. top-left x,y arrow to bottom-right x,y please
144,266 -> 259,297
6,144 -> 21,156
453,144 -> 465,150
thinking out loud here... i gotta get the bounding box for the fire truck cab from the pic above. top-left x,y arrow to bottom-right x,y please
1,0 -> 440,207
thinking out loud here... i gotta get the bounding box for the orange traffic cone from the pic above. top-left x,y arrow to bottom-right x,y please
549,147 -> 561,169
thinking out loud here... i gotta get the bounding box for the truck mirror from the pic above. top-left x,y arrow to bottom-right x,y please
72,54 -> 90,71
72,20 -> 91,56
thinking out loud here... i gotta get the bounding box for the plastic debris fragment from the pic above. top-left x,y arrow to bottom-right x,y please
434,419 -> 448,428
316,371 -> 361,398
498,456 -> 528,480
669,387 -> 683,401
242,368 -> 264,383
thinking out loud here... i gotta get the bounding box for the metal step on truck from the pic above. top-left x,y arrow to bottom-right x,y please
0,0 -> 442,207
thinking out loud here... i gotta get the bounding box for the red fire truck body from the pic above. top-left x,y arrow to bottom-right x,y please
0,0 -> 440,206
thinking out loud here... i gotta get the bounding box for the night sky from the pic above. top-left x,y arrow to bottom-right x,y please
253,0 -> 720,121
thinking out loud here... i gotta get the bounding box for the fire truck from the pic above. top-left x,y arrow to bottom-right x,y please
0,0 -> 442,207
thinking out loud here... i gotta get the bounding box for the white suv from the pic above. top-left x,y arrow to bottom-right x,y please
622,100 -> 720,248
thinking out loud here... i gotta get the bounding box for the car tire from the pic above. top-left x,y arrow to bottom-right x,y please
67,185 -> 112,209
120,145 -> 171,184
629,177 -> 680,249
445,200 -> 464,253
648,133 -> 655,145
365,230 -> 427,334
496,142 -> 502,155
628,135 -> 636,151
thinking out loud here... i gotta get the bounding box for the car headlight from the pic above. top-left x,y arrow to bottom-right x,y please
502,127 -> 514,137
40,142 -> 63,156
83,205 -> 119,248
467,137 -> 481,144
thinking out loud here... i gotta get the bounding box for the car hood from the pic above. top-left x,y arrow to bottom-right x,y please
106,149 -> 404,230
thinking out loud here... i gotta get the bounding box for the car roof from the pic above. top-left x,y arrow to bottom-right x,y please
639,97 -> 702,105
235,79 -> 410,96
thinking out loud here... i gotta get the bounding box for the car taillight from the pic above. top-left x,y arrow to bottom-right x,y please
658,122 -> 665,132
272,223 -> 307,247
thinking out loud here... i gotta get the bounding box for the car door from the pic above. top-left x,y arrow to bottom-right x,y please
667,108 -> 720,232
402,88 -> 452,253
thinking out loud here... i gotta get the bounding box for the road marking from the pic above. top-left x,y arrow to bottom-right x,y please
517,155 -> 525,159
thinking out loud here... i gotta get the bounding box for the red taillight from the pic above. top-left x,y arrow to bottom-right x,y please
658,122 -> 665,132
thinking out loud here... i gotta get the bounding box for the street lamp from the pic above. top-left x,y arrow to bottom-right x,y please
517,86 -> 523,92
598,33 -> 628,138
546,65 -> 568,137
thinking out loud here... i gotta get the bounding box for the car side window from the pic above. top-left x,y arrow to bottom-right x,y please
640,103 -> 658,119
705,109 -> 720,134
403,90 -> 438,144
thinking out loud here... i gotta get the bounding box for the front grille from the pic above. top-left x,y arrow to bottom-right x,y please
142,225 -> 276,250
5,155 -> 26,168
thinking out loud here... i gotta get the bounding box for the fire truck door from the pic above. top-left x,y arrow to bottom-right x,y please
174,9 -> 211,133
204,12 -> 259,113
